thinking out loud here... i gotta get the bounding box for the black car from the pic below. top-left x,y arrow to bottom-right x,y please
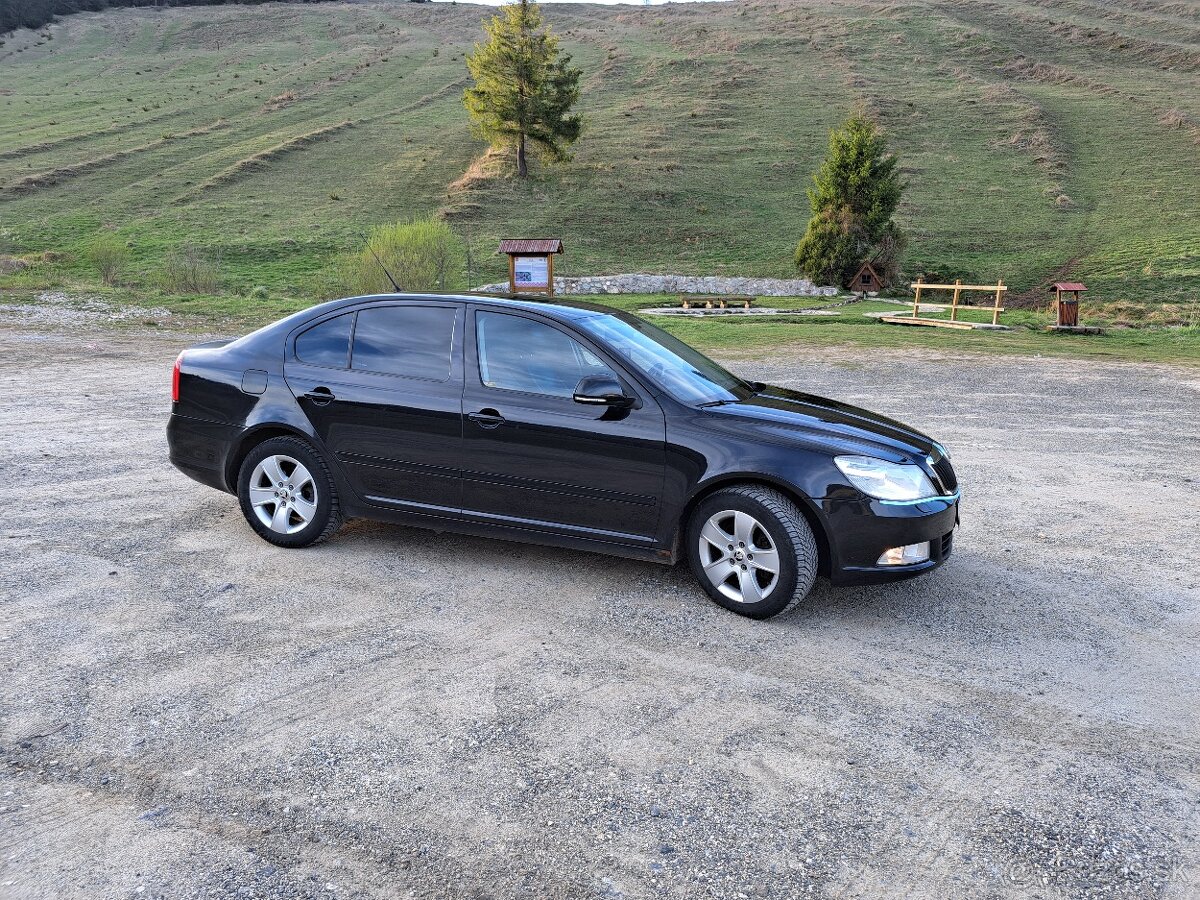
168,293 -> 959,618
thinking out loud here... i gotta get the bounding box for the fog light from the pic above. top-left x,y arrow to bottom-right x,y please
877,541 -> 930,566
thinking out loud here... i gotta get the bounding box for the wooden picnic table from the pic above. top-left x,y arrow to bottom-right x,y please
679,295 -> 756,310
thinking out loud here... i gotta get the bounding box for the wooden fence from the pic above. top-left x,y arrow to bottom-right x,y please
883,278 -> 1007,329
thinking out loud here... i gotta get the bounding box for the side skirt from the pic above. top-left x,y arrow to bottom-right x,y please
342,499 -> 673,565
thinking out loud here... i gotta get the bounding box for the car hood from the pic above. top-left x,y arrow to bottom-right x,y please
704,384 -> 941,463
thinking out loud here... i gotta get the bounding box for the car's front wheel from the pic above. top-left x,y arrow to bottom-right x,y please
237,436 -> 342,548
686,485 -> 818,619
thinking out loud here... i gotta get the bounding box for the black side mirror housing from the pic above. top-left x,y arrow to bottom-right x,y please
573,374 -> 634,408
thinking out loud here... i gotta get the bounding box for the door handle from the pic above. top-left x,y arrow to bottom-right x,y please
467,408 -> 505,429
302,387 -> 336,406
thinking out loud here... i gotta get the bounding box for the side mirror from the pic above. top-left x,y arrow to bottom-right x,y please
573,374 -> 634,408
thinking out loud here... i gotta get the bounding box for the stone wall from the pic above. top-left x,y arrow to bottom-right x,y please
475,273 -> 838,297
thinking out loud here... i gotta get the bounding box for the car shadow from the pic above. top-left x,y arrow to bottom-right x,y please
332,517 -> 1007,633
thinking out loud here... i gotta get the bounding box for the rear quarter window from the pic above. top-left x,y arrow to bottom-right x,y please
295,313 -> 353,368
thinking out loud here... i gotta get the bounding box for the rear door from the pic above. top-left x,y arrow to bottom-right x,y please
459,307 -> 666,544
284,302 -> 464,518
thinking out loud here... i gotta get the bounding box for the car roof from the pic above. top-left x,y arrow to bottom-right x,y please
322,291 -> 616,321
233,292 -> 627,351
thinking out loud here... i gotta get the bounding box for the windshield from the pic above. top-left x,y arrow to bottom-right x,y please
578,314 -> 754,405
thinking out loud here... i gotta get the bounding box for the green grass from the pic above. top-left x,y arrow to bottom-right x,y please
14,285 -> 1193,367
652,313 -> 1200,368
566,295 -> 1200,366
0,0 -> 1196,321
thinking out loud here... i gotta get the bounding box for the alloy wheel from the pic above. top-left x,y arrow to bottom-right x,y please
697,510 -> 780,603
247,454 -> 318,535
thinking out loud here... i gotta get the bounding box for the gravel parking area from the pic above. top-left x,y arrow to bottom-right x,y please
1,325 -> 1198,899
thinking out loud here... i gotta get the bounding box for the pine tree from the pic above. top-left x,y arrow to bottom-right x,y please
463,0 -> 582,177
794,113 -> 906,287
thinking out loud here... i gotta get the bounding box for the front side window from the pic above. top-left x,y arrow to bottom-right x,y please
476,311 -> 615,398
295,313 -> 353,368
577,313 -> 752,406
351,305 -> 457,381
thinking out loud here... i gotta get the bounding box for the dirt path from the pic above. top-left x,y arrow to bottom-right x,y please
1,326 -> 1198,899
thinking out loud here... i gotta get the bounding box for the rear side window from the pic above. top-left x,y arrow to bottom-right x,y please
295,313 -> 353,368
351,306 -> 457,381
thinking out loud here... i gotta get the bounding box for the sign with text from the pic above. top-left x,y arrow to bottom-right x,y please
513,256 -> 549,288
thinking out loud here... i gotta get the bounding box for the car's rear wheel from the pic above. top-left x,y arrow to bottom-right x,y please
686,485 -> 818,619
237,436 -> 342,548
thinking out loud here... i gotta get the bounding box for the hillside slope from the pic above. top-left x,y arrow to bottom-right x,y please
0,0 -> 1196,300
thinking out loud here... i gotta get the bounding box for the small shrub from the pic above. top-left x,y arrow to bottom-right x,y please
261,90 -> 298,112
161,245 -> 221,294
247,285 -> 269,300
340,218 -> 465,295
1158,108 -> 1186,129
87,233 -> 129,286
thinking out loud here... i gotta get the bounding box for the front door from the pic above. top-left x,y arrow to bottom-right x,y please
284,302 -> 464,518
460,307 -> 666,544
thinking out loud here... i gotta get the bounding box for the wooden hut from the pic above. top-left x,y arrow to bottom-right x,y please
849,261 -> 883,293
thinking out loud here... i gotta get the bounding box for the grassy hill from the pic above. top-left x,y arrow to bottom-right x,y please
0,0 -> 1197,304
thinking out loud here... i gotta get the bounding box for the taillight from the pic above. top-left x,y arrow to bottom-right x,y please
172,353 -> 183,403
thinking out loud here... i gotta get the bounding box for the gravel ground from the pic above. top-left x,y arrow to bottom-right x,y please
1,323 -> 1198,900
0,291 -> 175,328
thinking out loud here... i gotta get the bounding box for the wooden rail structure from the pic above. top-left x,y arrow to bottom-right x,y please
881,278 -> 1007,329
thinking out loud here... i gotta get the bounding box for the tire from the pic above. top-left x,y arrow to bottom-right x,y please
685,485 -> 819,619
236,436 -> 342,548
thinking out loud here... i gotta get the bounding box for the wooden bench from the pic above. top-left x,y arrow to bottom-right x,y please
680,295 -> 755,310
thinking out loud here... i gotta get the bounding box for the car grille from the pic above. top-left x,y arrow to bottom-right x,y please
931,455 -> 958,494
940,530 -> 954,560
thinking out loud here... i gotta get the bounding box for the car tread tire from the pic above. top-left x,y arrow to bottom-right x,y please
237,436 -> 342,548
686,484 -> 818,619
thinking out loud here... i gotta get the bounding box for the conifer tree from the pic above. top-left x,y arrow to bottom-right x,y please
463,0 -> 582,177
795,113 -> 905,287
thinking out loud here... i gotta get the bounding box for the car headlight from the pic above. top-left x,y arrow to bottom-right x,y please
834,455 -> 939,502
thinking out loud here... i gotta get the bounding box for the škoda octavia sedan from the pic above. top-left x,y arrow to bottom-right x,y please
168,293 -> 958,618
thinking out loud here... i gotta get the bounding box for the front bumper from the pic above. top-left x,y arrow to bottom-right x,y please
821,492 -> 959,585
